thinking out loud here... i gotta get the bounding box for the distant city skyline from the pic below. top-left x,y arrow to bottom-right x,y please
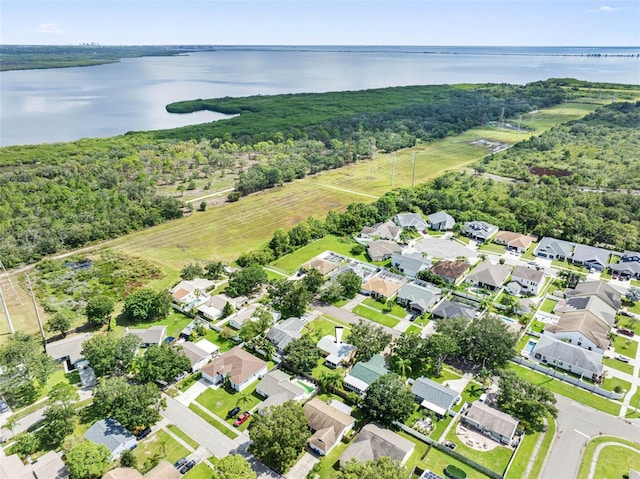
1,0 -> 639,47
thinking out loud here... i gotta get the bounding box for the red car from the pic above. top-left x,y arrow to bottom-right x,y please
234,412 -> 251,427
617,328 -> 635,337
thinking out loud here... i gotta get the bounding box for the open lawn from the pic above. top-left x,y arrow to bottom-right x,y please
478,242 -> 505,255
612,335 -> 638,357
603,357 -> 635,375
203,328 -> 236,353
304,315 -> 351,338
445,425 -> 514,474
616,314 -> 640,334
405,324 -> 422,335
271,235 -> 364,274
419,447 -> 492,479
526,413 -> 556,479
116,310 -> 193,340
507,363 -> 620,416
577,436 -> 640,479
352,304 -> 401,328
363,297 -> 407,317
166,424 -> 199,450
601,376 -> 631,397
183,462 -> 215,479
538,299 -> 557,314
504,430 -> 540,479
195,381 -> 261,431
133,429 -> 190,472
187,403 -> 238,439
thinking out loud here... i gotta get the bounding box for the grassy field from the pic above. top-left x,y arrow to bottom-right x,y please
538,299 -> 557,314
362,297 -> 407,317
507,363 -> 621,416
271,235 -> 363,274
576,436 -> 640,479
352,304 -> 401,328
445,426 -> 514,474
419,447 -> 493,479
166,424 -> 199,449
187,403 -> 239,439
612,334 -> 638,357
133,429 -> 190,472
602,357 -> 635,375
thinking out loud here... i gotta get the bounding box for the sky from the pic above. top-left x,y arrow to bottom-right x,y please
1,0 -> 639,46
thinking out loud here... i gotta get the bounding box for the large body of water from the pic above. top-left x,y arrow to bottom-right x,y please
1,46 -> 639,146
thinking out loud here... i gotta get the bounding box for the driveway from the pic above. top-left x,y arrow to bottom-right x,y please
175,378 -> 210,406
413,237 -> 478,261
541,394 -> 640,479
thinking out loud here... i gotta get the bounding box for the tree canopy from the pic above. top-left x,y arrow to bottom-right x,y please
347,320 -> 392,362
284,335 -> 321,373
226,265 -> 268,298
65,440 -> 111,479
81,333 -> 141,377
248,401 -> 310,473
364,373 -> 414,425
336,457 -> 408,479
211,454 -> 256,479
121,288 -> 171,322
137,344 -> 191,384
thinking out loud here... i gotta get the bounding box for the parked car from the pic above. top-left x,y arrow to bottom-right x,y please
617,328 -> 635,337
180,460 -> 196,474
226,406 -> 241,419
174,458 -> 187,469
444,441 -> 456,450
616,355 -> 631,363
164,336 -> 176,345
0,399 -> 9,413
234,411 -> 251,427
135,427 -> 151,440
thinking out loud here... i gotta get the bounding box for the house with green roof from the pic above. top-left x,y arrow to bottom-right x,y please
343,354 -> 389,395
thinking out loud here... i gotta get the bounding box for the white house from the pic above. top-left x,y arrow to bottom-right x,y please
531,334 -> 604,381
506,266 -> 545,296
170,278 -> 214,309
180,341 -> 213,372
543,310 -> 610,354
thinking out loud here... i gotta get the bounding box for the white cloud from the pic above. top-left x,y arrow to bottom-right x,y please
598,5 -> 622,12
32,23 -> 67,35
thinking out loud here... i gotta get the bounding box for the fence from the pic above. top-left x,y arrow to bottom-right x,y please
394,422 -> 504,479
512,357 -> 625,400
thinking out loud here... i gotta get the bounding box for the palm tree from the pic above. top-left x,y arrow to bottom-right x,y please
318,371 -> 343,393
236,392 -> 250,411
478,253 -> 488,262
393,356 -> 412,378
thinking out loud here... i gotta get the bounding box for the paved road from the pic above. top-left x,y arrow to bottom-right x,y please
541,394 -> 640,479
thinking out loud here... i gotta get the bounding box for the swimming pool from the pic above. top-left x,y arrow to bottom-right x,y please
524,340 -> 537,355
500,315 -> 516,324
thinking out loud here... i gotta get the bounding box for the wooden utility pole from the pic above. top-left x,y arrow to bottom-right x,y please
0,289 -> 14,334
25,274 -> 47,352
412,152 -> 417,188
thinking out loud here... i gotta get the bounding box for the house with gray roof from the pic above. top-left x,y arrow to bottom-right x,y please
531,334 -> 604,381
394,212 -> 428,231
256,369 -> 307,411
565,280 -> 622,310
569,244 -> 615,272
46,333 -> 91,372
339,423 -> 415,467
266,317 -> 304,353
466,261 -> 512,291
622,250 -> 640,263
396,280 -> 442,314
126,325 -> 167,348
317,331 -> 357,368
505,266 -> 545,296
554,295 -> 616,327
391,252 -> 432,278
84,418 -> 136,461
366,240 -> 402,261
533,237 -> 576,260
1,451 -> 69,479
358,220 -> 401,241
343,355 -> 389,395
431,300 -> 477,321
427,211 -> 456,231
410,377 -> 461,417
179,341 -> 212,372
610,260 -> 640,280
462,402 -> 520,445
462,221 -> 499,243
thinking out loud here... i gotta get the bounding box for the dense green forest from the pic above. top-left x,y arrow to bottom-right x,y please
1,80 -> 638,269
479,100 -> 640,190
0,45 -> 202,71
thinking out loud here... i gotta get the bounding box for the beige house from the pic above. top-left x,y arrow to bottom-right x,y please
339,423 -> 415,466
200,346 -> 267,391
303,398 -> 355,456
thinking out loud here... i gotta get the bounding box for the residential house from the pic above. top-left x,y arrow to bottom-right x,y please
180,341 -> 213,372
555,295 -> 616,327
622,250 -> 640,263
317,329 -> 357,368
427,211 -> 456,231
569,244 -> 614,272
126,325 -> 167,348
505,266 -> 545,296
393,212 -> 428,231
429,260 -> 470,284
227,303 -> 262,330
366,240 -> 403,262
565,280 -> 622,311
1,451 -> 68,479
410,377 -> 461,417
197,294 -> 238,321
431,300 -> 477,321
302,252 -> 343,276
466,262 -> 512,291
170,278 -> 214,309
255,369 -> 307,411
462,402 -> 520,445
200,346 -> 267,391
46,333 -> 91,372
531,334 -> 604,381
266,317 -> 304,353
358,220 -> 401,241
102,461 -> 180,479
84,418 -> 137,461
303,398 -> 356,456
361,271 -> 407,300
193,338 -> 219,357
610,261 -> 640,280
332,260 -> 379,283
77,359 -> 97,388
543,310 -> 610,353
343,354 -> 388,395
462,221 -> 499,243
493,231 -> 537,254
396,280 -> 442,315
391,252 -> 432,278
339,423 -> 415,467
533,237 -> 576,260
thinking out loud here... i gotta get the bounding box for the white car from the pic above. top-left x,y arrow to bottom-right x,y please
616,355 -> 631,363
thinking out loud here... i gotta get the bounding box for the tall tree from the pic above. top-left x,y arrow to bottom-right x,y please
65,440 -> 111,479
226,265 -> 268,297
249,401 -> 310,473
346,320 -> 392,362
337,271 -> 362,299
81,333 -> 141,377
461,316 -> 518,369
300,268 -> 325,294
364,373 -> 414,425
205,260 -> 226,280
336,456 -> 408,479
211,454 -> 256,479
46,310 -> 73,337
390,332 -> 426,373
269,279 -> 313,318
85,295 -> 115,325
180,262 -> 204,280
122,288 -> 171,322
137,344 -> 191,384
424,333 -> 459,375
284,335 -> 321,373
